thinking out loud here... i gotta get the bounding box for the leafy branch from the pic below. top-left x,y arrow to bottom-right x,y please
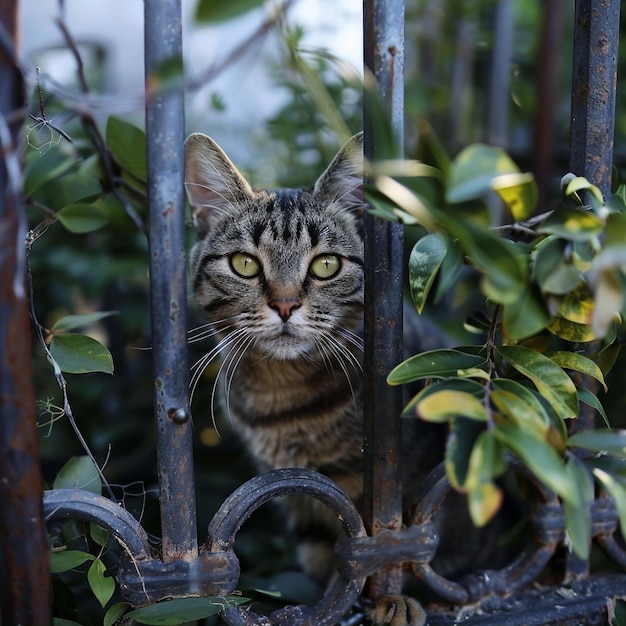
375,141 -> 626,558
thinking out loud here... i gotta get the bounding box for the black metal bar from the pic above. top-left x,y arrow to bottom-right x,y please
363,0 -> 405,601
0,2 -> 52,624
569,0 -> 620,199
144,0 -> 198,561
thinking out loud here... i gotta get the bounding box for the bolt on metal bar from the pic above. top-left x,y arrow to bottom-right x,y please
569,0 -> 620,199
0,2 -> 52,623
363,0 -> 405,600
144,0 -> 198,562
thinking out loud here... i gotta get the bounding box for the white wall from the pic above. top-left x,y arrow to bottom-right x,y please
19,0 -> 362,166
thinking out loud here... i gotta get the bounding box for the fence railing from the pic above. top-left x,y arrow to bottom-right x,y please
1,0 -> 625,625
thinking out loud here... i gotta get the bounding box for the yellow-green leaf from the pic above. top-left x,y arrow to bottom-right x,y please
546,316 -> 596,342
492,172 -> 538,221
496,345 -> 578,420
468,480 -> 503,528
417,389 -> 488,422
546,351 -> 607,393
446,144 -> 520,204
538,208 -> 604,241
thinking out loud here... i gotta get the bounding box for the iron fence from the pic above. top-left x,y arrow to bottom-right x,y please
1,0 -> 626,624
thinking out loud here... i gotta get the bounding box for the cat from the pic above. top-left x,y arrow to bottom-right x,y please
183,133 -> 517,626
184,132 -> 367,586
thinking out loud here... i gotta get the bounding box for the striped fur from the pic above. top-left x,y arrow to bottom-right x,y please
184,133 -> 365,581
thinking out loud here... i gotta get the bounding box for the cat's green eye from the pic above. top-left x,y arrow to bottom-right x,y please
230,253 -> 261,278
310,254 -> 341,279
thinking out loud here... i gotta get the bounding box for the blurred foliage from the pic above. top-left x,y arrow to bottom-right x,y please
15,0 -> 626,624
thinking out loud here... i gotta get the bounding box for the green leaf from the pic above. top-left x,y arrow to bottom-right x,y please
24,148 -> 76,197
491,172 -> 538,221
494,423 -> 577,505
538,208 -> 604,241
546,351 -> 607,392
57,203 -> 109,233
106,116 -> 146,182
446,144 -> 520,204
442,217 -> 527,304
562,456 -> 593,559
195,0 -> 264,22
408,233 -> 448,313
577,388 -> 610,427
445,418 -> 485,489
52,311 -> 118,332
50,549 -> 94,573
569,429 -> 626,457
496,345 -> 579,420
127,596 -> 250,625
53,619 -> 84,626
53,456 -> 102,494
434,236 -> 463,303
387,348 -> 487,386
534,236 -> 582,295
88,558 -> 115,608
104,602 -> 130,626
49,334 -> 114,374
416,389 -> 488,423
502,285 -> 552,340
90,523 -> 109,548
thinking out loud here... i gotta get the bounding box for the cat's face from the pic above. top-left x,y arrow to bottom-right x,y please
184,134 -> 364,361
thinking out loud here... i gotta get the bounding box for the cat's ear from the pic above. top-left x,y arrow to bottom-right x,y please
184,133 -> 254,234
313,132 -> 364,217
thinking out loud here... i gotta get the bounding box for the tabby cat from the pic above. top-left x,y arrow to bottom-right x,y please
183,133 -> 512,626
184,133 -> 366,585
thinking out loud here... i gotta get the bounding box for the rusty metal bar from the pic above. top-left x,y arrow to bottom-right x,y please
363,0 -> 405,601
0,1 -> 52,623
569,0 -> 620,199
567,0 -> 620,579
144,0 -> 198,561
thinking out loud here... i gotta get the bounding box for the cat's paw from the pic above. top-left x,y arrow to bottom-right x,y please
365,595 -> 426,626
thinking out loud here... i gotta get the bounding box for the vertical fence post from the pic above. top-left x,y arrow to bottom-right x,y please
567,0 -> 620,581
0,1 -> 52,623
363,0 -> 405,600
569,0 -> 620,199
144,0 -> 198,562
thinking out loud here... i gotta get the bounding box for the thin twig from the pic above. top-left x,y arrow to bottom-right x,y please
26,248 -> 117,503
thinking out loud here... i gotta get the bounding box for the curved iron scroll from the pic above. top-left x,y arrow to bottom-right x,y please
44,460 -> 626,624
43,468 -> 367,625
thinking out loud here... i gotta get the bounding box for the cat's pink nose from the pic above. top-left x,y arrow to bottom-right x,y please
269,298 -> 301,322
